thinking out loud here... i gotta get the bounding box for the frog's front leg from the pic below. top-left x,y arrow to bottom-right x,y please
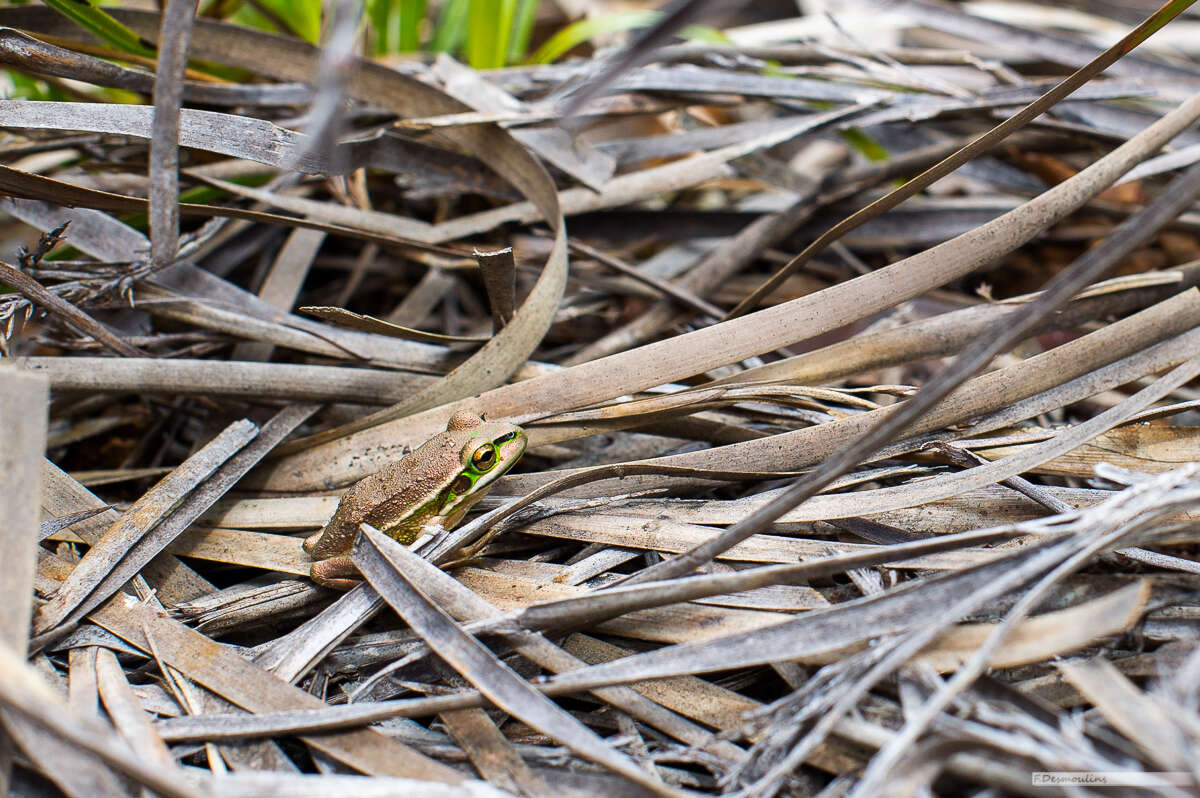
309,556 -> 363,591
407,517 -> 448,550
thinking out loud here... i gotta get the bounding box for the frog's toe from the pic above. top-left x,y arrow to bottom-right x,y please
309,555 -> 361,591
302,530 -> 324,554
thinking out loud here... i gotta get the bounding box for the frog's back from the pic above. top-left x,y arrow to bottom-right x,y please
362,434 -> 460,536
307,432 -> 456,556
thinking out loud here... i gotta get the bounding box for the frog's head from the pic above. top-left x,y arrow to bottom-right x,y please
438,411 -> 526,518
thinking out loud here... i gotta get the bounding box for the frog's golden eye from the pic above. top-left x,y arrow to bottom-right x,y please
471,445 -> 497,471
451,474 -> 473,495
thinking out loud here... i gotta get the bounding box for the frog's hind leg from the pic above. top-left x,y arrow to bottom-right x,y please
309,555 -> 362,591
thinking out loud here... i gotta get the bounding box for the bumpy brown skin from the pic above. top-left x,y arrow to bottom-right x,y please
304,411 -> 525,589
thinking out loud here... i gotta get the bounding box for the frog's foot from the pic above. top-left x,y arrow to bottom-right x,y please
309,555 -> 362,591
302,530 -> 323,555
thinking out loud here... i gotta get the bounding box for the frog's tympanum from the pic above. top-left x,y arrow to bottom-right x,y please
304,411 -> 526,589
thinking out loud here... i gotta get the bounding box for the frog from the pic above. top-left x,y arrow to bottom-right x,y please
303,410 -> 527,589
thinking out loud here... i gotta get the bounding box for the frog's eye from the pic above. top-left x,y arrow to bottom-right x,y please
450,474 -> 473,495
495,431 -> 518,444
471,445 -> 497,471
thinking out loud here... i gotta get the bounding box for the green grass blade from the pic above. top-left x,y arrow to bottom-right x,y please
678,23 -> 733,46
398,0 -> 427,51
42,0 -> 158,59
529,9 -> 656,64
1125,0 -> 1196,46
506,0 -> 538,63
253,0 -> 322,42
366,0 -> 394,53
430,0 -> 469,52
466,0 -> 517,68
841,128 -> 889,162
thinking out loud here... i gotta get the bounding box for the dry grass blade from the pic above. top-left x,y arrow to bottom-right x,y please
888,0 -> 1200,90
354,525 -> 687,797
34,418 -> 258,636
0,369 -> 44,649
485,286 -> 1200,498
710,263 -> 1200,388
43,405 -> 316,639
40,461 -> 214,605
562,190 -> 821,368
850,465 -> 1200,796
438,705 -> 548,796
93,647 -> 174,766
38,505 -> 110,540
86,596 -> 464,781
725,0 -> 1200,318
412,545 -> 743,755
152,694 -> 503,744
299,305 -> 489,345
147,0 -> 193,269
474,247 -> 516,329
179,173 -> 442,240
47,9 -> 573,451
549,545 -> 1068,688
557,0 -> 744,115
351,527 -> 746,763
1058,657 -> 1194,771
270,112 -> 848,456
261,87 -> 1200,492
201,772 -> 513,795
914,581 -> 1150,672
237,227 -> 328,363
508,527 -> 1020,633
0,164 -> 455,255
16,357 -> 434,404
736,477 -> 1200,794
0,639 -> 206,798
623,140 -> 1200,587
0,27 -> 308,104
522,466 -> 1200,735
431,55 -> 616,191
134,291 -> 457,371
250,583 -> 383,683
422,463 -> 810,565
567,237 -> 724,319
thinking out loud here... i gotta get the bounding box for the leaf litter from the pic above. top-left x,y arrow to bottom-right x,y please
3,1 -> 1200,796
